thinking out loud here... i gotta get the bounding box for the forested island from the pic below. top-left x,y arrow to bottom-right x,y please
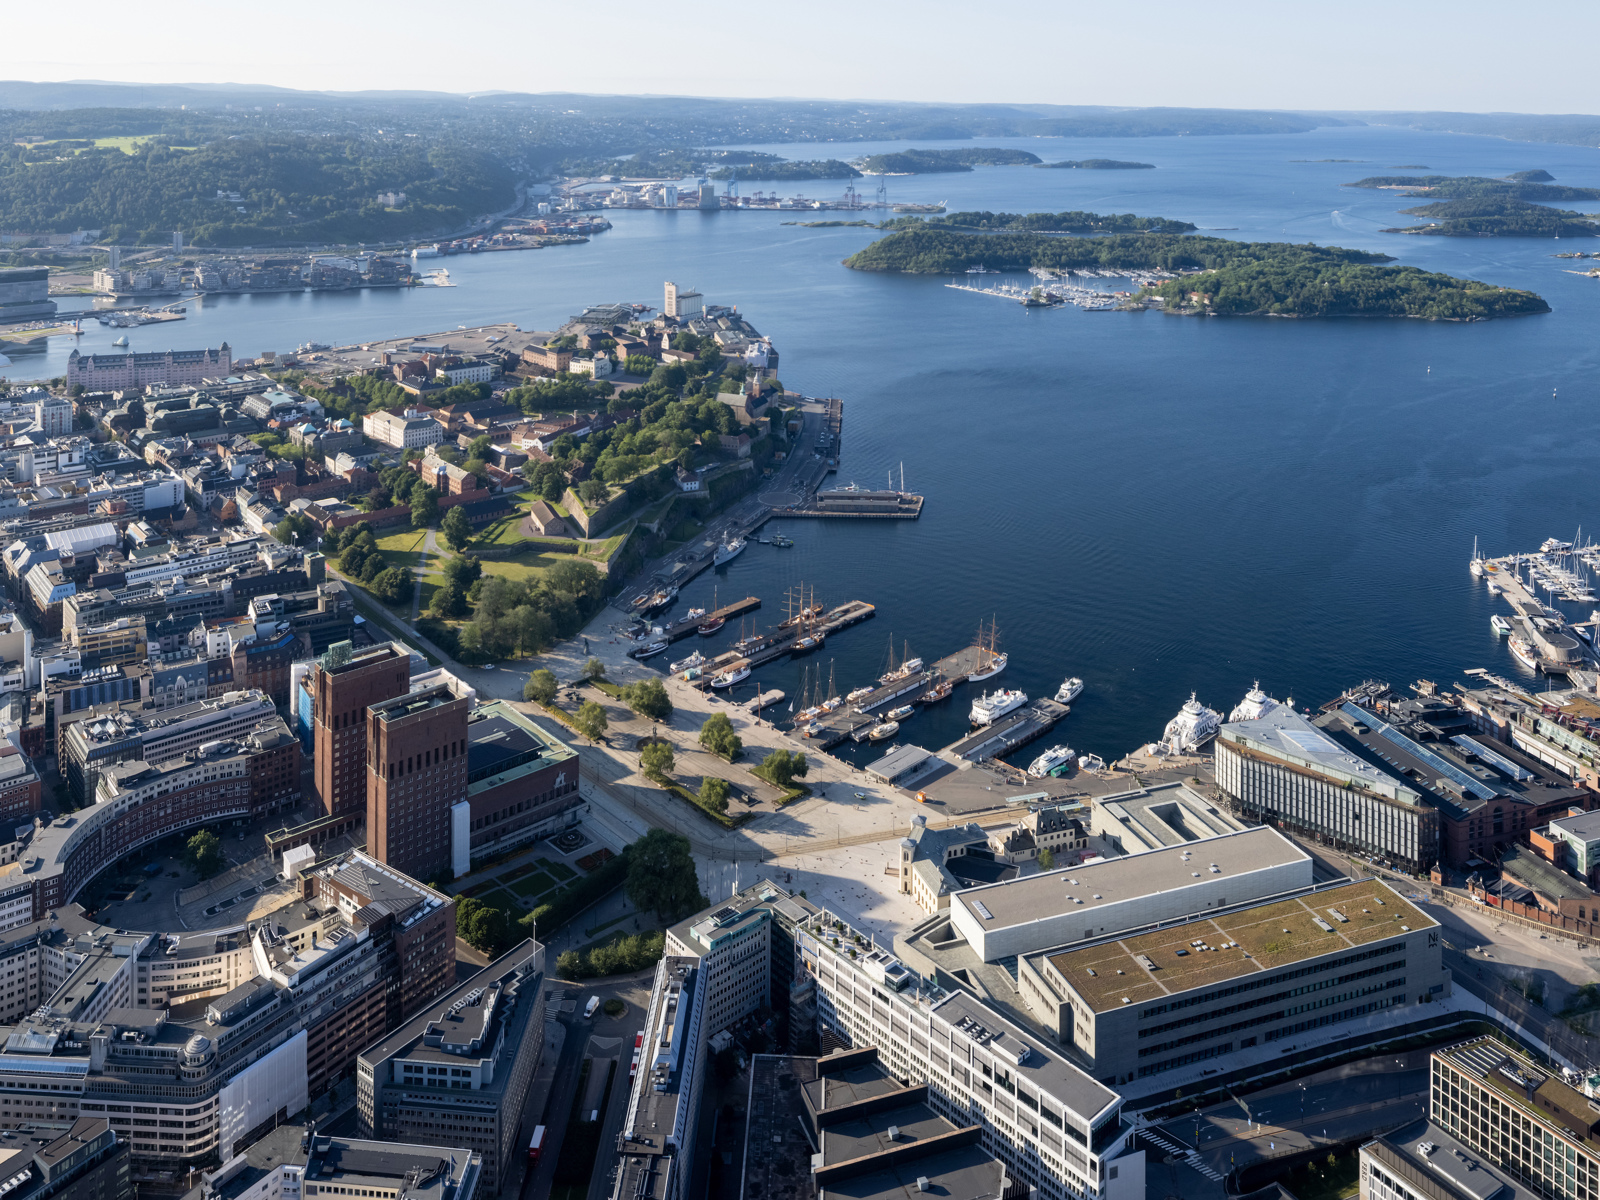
1039,159 -> 1155,170
707,158 -> 861,180
844,225 -> 1549,320
855,148 -> 1042,173
1385,197 -> 1597,238
1346,172 -> 1600,202
1348,171 -> 1600,238
908,210 -> 1195,234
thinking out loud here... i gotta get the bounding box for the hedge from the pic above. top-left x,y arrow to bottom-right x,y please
523,850 -> 628,936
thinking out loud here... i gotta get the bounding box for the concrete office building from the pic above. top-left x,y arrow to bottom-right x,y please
1215,703 -> 1441,874
191,1125 -> 479,1200
663,282 -> 702,320
946,826 -> 1313,964
367,681 -> 471,882
1536,808 -> 1600,889
312,642 -> 411,818
1034,877 -> 1447,1082
614,955 -> 709,1200
0,851 -> 454,1170
60,688 -> 278,808
356,941 -> 545,1195
744,1046 -> 1020,1200
800,912 -> 1145,1200
1090,782 -> 1251,854
1431,1036 -> 1600,1200
0,268 -> 57,324
1360,1118 -> 1536,1200
0,1118 -> 131,1200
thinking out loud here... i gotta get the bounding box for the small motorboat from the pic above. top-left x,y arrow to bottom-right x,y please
1490,615 -> 1512,637
710,666 -> 750,689
1055,677 -> 1084,704
887,704 -> 914,721
867,721 -> 900,742
633,640 -> 668,660
685,607 -> 706,622
846,686 -> 875,703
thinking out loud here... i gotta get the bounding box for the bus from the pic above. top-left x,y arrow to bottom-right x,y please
528,1126 -> 546,1163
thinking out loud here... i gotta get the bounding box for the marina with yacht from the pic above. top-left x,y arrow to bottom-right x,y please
1469,533 -> 1600,676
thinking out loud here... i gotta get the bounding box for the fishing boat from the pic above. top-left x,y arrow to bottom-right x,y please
1028,745 -> 1076,777
710,666 -> 750,689
867,721 -> 900,742
697,616 -> 725,636
1490,615 -> 1512,636
769,528 -> 794,548
714,537 -> 747,566
967,617 -> 1007,682
919,678 -> 954,703
846,686 -> 876,703
670,650 -> 704,673
633,640 -> 668,660
1055,677 -> 1084,704
970,689 -> 1027,726
887,704 -> 914,721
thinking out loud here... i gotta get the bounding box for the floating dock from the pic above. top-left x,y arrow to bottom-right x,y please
688,600 -> 878,689
778,490 -> 924,520
943,698 -> 1071,763
659,596 -> 761,644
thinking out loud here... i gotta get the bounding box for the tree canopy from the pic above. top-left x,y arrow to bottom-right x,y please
698,713 -> 742,761
624,830 -> 707,922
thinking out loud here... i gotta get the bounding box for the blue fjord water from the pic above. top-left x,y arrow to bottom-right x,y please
25,125 -> 1600,763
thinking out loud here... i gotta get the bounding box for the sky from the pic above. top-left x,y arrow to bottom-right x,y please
9,0 -> 1600,114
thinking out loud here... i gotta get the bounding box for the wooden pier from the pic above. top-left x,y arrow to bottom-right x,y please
659,596 -> 762,644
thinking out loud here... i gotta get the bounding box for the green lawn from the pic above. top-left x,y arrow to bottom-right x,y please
546,861 -> 577,882
510,873 -> 556,898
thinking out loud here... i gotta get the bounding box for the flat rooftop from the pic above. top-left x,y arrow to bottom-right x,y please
1094,782 -> 1247,850
1440,1037 -> 1600,1155
1366,1117 -> 1537,1200
952,825 -> 1307,938
1047,878 -> 1436,1014
743,1055 -> 822,1200
1221,705 -> 1421,804
1551,808 -> 1600,841
465,701 -> 573,786
932,990 -> 1118,1122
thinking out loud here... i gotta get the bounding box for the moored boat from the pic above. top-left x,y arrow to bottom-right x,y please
710,666 -> 750,689
714,537 -> 747,566
919,679 -> 954,703
686,607 -> 706,622
1490,615 -> 1511,636
697,617 -> 726,637
887,704 -> 914,721
633,640 -> 668,660
1028,745 -> 1076,777
846,685 -> 876,703
970,689 -> 1027,726
1508,635 -> 1538,669
1055,677 -> 1084,704
670,650 -> 704,674
867,721 -> 900,741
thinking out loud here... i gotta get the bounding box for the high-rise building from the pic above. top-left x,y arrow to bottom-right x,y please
312,642 -> 410,817
367,681 -> 471,882
356,941 -> 545,1195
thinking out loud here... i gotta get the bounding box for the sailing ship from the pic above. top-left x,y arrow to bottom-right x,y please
919,677 -> 954,703
967,618 -> 1008,682
697,587 -> 724,636
877,638 -> 924,685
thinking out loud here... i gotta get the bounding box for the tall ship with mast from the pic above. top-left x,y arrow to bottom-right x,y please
967,617 -> 1007,682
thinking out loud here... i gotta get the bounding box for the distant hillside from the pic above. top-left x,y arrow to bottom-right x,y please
856,148 -> 1043,174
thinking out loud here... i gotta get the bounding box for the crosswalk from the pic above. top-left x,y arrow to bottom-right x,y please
1141,1130 -> 1224,1181
545,988 -> 565,1020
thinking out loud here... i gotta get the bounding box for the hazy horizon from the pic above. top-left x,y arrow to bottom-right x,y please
12,0 -> 1600,114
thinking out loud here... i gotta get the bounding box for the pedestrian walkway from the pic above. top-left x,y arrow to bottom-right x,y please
1140,1130 -> 1224,1180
